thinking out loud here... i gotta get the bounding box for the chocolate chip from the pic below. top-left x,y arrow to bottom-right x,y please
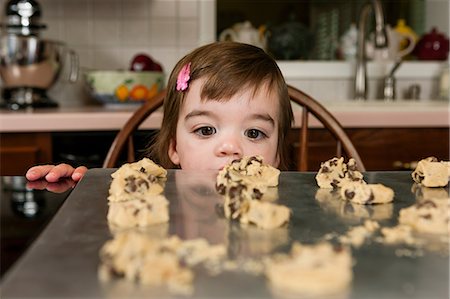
366,192 -> 375,204
139,167 -> 146,173
344,190 -> 355,200
147,174 -> 158,183
330,158 -> 338,167
321,166 -> 330,173
136,178 -> 149,190
347,163 -> 357,171
229,184 -> 246,199
253,188 -> 263,200
216,183 -> 226,195
124,176 -> 137,192
231,158 -> 242,164
331,179 -> 339,189
421,214 -> 432,220
413,173 -> 424,183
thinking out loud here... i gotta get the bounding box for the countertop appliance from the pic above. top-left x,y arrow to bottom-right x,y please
0,0 -> 78,110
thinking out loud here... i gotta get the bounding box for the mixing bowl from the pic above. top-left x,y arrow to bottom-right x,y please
85,70 -> 165,105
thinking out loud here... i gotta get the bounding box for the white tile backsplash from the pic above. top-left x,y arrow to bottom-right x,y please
122,20 -> 151,46
39,0 -> 62,18
33,0 -> 196,73
150,19 -> 178,47
149,0 -> 177,18
122,0 -> 150,18
93,49 -> 126,70
178,19 -> 198,47
63,19 -> 94,47
179,0 -> 198,18
62,0 -> 92,18
93,19 -> 121,47
93,0 -> 122,18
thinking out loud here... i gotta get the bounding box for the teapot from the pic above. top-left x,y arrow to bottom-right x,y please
219,21 -> 266,50
367,25 -> 416,61
413,27 -> 449,60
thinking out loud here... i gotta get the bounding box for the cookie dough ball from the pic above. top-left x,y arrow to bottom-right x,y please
109,158 -> 167,202
399,198 -> 449,235
412,157 -> 449,187
316,157 -> 347,189
216,155 -> 280,188
107,195 -> 169,228
216,155 -> 285,229
265,241 -> 353,296
316,157 -> 364,189
340,182 -> 394,205
242,200 -> 291,230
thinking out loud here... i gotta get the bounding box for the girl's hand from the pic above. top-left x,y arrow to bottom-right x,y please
25,164 -> 88,182
26,177 -> 77,193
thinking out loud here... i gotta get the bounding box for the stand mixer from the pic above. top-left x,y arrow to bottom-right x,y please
0,0 -> 78,110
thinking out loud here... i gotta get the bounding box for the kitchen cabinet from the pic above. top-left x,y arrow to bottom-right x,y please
0,133 -> 52,176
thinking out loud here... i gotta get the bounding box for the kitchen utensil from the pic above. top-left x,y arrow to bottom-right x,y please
0,0 -> 79,109
0,34 -> 79,109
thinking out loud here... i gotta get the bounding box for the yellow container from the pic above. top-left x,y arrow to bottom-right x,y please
394,19 -> 418,50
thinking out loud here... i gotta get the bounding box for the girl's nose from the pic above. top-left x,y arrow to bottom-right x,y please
216,136 -> 243,158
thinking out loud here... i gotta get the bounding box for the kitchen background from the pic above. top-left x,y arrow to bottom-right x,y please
0,0 -> 449,105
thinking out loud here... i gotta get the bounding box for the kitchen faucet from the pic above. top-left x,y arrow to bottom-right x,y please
354,0 -> 389,100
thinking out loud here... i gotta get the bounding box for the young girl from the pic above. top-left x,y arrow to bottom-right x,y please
26,42 -> 294,184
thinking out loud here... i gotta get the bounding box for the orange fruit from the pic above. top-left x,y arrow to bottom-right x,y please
129,84 -> 149,101
115,84 -> 129,101
146,83 -> 158,100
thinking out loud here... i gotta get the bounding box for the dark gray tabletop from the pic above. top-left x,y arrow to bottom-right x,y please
1,169 -> 448,299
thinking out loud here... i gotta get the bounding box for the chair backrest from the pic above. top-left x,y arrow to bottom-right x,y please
103,85 -> 365,171
288,85 -> 365,171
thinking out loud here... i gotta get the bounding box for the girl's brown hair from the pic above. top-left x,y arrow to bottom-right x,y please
146,42 -> 294,169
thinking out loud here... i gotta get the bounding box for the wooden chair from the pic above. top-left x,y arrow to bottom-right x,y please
103,85 -> 365,171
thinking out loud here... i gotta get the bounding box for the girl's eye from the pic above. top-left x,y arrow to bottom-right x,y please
245,129 -> 267,140
194,126 -> 216,136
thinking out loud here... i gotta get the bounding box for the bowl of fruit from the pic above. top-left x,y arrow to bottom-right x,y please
85,54 -> 165,105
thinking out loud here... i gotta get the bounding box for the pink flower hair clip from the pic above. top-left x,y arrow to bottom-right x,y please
176,62 -> 191,91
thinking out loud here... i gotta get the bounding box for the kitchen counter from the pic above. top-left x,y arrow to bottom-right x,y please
0,101 -> 449,133
1,170 -> 448,298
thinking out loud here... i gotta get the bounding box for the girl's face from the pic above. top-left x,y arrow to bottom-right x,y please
168,78 -> 280,170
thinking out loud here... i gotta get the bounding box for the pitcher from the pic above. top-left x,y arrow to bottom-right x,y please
219,21 -> 267,50
367,25 -> 416,61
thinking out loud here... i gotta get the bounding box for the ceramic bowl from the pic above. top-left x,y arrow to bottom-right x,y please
85,70 -> 165,104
